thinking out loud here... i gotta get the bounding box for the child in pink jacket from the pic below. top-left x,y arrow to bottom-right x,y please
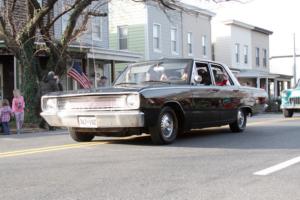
12,89 -> 25,134
0,99 -> 13,135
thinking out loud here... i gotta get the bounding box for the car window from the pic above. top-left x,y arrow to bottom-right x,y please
114,59 -> 193,86
211,64 -> 233,86
195,62 -> 212,86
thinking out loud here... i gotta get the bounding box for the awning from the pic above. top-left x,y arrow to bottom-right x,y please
86,47 -> 143,63
236,70 -> 279,79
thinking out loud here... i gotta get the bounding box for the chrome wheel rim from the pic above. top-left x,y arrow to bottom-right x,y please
237,110 -> 245,128
160,113 -> 174,138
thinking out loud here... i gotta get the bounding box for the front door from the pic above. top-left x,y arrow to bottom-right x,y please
210,63 -> 239,122
191,62 -> 220,127
0,64 -> 3,100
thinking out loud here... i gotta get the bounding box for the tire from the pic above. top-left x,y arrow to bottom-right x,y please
149,106 -> 178,145
230,108 -> 247,133
283,109 -> 293,118
69,129 -> 95,142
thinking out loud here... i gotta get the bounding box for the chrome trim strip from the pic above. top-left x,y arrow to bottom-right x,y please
41,110 -> 144,128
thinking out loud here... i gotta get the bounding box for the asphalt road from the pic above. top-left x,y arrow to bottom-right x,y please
0,113 -> 300,200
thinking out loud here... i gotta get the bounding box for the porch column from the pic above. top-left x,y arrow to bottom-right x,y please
274,79 -> 278,98
14,56 -> 17,89
256,77 -> 260,88
111,60 -> 115,83
266,78 -> 269,96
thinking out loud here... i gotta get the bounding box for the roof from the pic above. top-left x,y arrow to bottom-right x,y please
223,19 -> 273,35
176,2 -> 216,17
236,69 -> 292,80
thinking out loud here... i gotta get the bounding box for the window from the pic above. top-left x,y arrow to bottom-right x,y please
195,63 -> 211,85
37,0 -> 42,5
211,64 -> 233,86
153,24 -> 161,50
187,32 -> 192,55
263,48 -> 267,67
256,47 -> 260,66
171,28 -> 177,53
92,17 -> 102,41
235,43 -> 240,63
243,45 -> 248,64
202,35 -> 207,56
62,1 -> 70,33
118,26 -> 128,50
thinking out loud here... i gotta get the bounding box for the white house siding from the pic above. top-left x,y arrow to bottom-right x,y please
212,22 -> 232,66
230,26 -> 252,70
54,0 -> 109,48
251,31 -> 270,72
182,12 -> 212,60
147,3 -> 182,60
108,0 -> 146,55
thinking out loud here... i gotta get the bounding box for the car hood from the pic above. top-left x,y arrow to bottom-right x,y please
42,84 -> 181,97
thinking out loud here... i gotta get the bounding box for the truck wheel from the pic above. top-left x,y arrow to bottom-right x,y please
149,107 -> 178,145
230,109 -> 247,133
283,109 -> 293,118
69,129 -> 95,142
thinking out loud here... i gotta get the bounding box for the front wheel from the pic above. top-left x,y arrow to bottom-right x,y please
149,107 -> 178,145
230,109 -> 247,133
69,129 -> 95,142
283,109 -> 293,118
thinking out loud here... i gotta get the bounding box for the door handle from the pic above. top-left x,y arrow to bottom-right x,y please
233,89 -> 239,93
209,89 -> 220,93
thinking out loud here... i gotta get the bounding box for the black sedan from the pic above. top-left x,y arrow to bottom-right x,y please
41,58 -> 267,144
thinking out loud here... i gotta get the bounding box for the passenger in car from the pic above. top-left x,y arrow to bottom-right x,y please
216,74 -> 228,86
213,69 -> 228,86
198,69 -> 211,85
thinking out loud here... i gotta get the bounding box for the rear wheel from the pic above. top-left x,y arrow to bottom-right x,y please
149,107 -> 178,145
230,108 -> 247,133
283,109 -> 294,118
69,129 -> 95,142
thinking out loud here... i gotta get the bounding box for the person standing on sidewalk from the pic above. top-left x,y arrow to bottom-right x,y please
12,89 -> 25,134
0,99 -> 13,135
0,100 -> 2,133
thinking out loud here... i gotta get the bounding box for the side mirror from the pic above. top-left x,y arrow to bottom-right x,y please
194,75 -> 202,83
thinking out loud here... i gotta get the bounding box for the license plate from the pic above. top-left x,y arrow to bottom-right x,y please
78,117 -> 97,128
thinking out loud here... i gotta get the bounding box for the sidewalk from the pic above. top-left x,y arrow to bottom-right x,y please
1,124 -> 67,135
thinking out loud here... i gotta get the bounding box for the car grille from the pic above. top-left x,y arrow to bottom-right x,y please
57,95 -> 127,110
289,97 -> 300,105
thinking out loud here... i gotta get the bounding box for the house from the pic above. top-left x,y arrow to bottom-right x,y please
53,0 -> 142,90
213,19 -> 292,98
0,0 -> 143,98
0,0 -> 28,101
108,0 -> 215,74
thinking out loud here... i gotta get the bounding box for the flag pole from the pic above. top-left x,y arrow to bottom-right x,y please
91,16 -> 97,88
293,33 -> 297,87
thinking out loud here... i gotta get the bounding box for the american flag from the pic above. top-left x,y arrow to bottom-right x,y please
67,62 -> 91,89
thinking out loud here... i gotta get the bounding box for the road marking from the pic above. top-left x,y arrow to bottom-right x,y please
248,117 -> 300,126
0,142 -> 108,158
254,156 -> 300,176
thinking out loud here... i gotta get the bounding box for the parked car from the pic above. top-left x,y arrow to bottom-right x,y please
41,58 -> 267,145
281,80 -> 300,117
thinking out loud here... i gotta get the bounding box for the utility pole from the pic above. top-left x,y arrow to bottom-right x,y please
293,33 -> 297,86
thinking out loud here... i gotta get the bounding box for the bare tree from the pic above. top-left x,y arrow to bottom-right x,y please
0,0 -> 237,122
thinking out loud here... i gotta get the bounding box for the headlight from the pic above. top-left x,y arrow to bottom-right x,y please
43,98 -> 57,111
281,91 -> 287,98
126,94 -> 140,108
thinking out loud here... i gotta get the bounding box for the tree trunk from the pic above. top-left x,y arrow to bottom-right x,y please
20,40 -> 40,124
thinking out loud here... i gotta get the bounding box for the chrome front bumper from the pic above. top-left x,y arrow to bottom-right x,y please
40,110 -> 144,128
281,104 -> 300,109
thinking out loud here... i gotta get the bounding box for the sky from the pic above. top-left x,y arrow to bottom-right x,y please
182,0 -> 300,56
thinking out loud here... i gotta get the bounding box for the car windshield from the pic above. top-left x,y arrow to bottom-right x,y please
296,80 -> 300,88
114,59 -> 193,86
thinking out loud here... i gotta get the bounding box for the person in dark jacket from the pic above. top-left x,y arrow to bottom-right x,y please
39,71 -> 61,130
